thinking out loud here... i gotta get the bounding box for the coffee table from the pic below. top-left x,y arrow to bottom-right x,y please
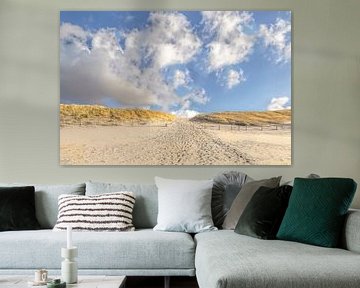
0,275 -> 126,288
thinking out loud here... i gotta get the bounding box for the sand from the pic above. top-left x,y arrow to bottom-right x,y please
60,119 -> 291,165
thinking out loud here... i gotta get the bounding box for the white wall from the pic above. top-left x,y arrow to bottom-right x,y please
0,0 -> 359,208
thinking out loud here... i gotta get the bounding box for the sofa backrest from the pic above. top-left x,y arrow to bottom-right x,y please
86,181 -> 158,229
0,183 -> 86,228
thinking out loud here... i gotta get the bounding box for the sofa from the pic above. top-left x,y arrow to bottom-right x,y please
0,180 -> 360,288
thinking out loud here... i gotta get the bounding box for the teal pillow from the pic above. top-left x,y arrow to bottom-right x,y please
277,178 -> 357,247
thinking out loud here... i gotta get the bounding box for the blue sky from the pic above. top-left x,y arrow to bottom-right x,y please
60,11 -> 291,116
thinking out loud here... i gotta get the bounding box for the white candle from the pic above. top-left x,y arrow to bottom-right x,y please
67,225 -> 72,249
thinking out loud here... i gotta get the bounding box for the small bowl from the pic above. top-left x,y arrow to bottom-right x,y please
47,279 -> 66,288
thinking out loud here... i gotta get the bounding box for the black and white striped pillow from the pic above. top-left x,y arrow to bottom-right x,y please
53,192 -> 136,231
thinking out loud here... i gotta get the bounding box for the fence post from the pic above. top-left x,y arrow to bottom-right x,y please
218,125 -> 220,130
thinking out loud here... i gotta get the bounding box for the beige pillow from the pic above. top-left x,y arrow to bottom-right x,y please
222,176 -> 281,230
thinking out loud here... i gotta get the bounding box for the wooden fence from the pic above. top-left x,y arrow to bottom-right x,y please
196,123 -> 291,132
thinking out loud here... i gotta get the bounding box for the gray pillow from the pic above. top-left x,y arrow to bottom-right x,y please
153,177 -> 217,233
222,176 -> 281,230
212,171 -> 252,228
86,181 -> 158,229
283,173 -> 320,186
0,183 -> 85,228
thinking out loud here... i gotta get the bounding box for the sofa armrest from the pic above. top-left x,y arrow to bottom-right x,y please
342,209 -> 360,253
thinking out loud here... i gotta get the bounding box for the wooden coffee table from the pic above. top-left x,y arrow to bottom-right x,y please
0,275 -> 126,288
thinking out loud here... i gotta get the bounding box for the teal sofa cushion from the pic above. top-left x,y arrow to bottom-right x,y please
277,178 -> 357,247
195,230 -> 360,288
0,229 -> 195,271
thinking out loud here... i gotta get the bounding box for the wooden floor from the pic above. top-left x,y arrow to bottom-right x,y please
126,276 -> 199,288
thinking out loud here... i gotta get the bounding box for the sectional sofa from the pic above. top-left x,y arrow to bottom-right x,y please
0,180 -> 359,288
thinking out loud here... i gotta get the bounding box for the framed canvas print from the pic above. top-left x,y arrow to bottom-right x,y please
60,11 -> 291,166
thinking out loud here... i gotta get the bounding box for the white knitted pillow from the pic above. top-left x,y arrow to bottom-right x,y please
53,192 -> 135,231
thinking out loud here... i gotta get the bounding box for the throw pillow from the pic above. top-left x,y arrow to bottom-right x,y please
212,171 -> 251,228
234,185 -> 293,239
53,192 -> 136,231
277,178 -> 357,247
0,182 -> 86,228
0,186 -> 41,231
222,176 -> 281,230
153,177 -> 217,233
283,173 -> 320,186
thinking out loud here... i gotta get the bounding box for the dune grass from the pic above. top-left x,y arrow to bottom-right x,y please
60,104 -> 291,127
60,104 -> 176,126
191,110 -> 291,126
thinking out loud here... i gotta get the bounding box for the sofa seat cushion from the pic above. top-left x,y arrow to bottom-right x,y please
0,229 -> 195,270
195,230 -> 360,288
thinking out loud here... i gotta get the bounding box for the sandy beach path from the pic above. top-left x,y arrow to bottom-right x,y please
138,119 -> 253,165
60,119 -> 290,165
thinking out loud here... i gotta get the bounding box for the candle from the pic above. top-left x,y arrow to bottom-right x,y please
67,225 -> 72,249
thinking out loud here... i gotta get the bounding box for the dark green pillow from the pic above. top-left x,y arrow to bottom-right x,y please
277,178 -> 357,247
0,186 -> 41,231
235,185 -> 292,239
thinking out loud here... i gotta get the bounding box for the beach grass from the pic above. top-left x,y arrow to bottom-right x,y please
60,104 -> 176,126
191,110 -> 291,126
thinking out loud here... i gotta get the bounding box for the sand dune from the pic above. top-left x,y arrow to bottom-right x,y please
60,104 -> 175,126
60,119 -> 291,165
191,110 -> 291,126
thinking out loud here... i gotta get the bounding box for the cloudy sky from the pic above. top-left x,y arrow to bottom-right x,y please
60,11 -> 291,117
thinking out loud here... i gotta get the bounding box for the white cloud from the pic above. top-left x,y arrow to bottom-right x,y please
60,23 -> 89,52
92,28 -> 124,59
128,12 -> 202,69
226,69 -> 246,89
173,69 -> 191,89
60,13 -> 204,112
61,24 -> 162,107
202,11 -> 255,71
180,88 -> 209,110
259,18 -> 291,63
171,109 -> 200,118
267,97 -> 291,111
171,88 -> 209,118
